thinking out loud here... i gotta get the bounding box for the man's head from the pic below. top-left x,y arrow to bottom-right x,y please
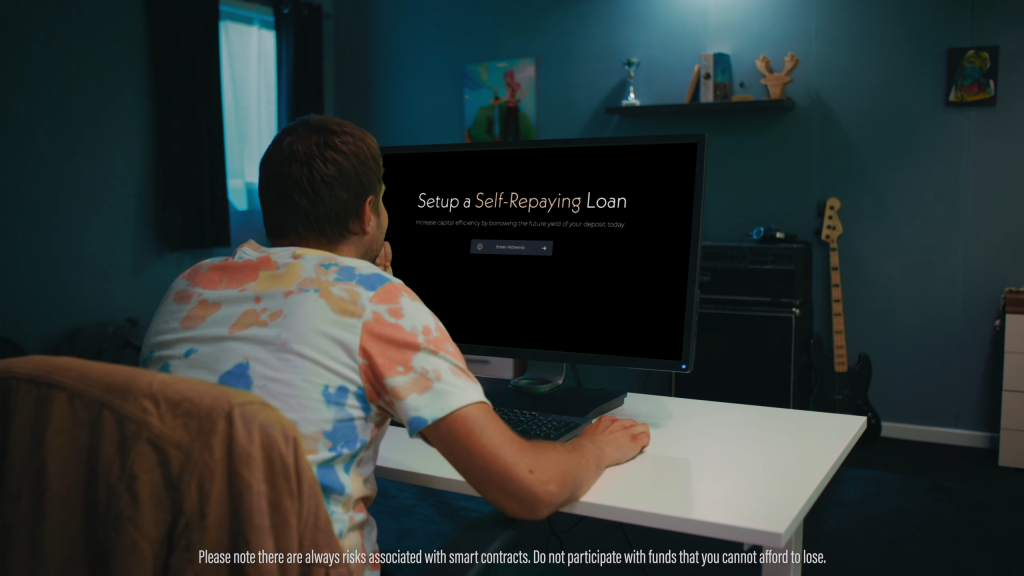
258,115 -> 387,261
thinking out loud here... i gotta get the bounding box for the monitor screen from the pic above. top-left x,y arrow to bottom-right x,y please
381,135 -> 706,372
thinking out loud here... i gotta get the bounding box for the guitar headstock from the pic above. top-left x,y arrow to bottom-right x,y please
820,197 -> 843,245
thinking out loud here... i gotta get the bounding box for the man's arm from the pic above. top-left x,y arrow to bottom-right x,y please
420,403 -> 649,520
371,244 -> 645,519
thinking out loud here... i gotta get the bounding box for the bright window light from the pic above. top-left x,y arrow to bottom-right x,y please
219,0 -> 277,213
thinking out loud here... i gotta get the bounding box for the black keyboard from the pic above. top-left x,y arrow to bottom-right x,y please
495,406 -> 591,442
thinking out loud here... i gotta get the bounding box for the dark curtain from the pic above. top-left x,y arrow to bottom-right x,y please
274,1 -> 324,127
145,0 -> 231,250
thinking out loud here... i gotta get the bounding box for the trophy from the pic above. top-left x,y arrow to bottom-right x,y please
622,58 -> 641,106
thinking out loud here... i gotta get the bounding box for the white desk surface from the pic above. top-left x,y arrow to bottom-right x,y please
376,393 -> 865,549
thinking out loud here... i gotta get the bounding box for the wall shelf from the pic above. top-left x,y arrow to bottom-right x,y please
606,99 -> 794,116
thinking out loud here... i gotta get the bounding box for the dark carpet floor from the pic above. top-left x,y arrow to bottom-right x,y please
373,437 -> 1023,575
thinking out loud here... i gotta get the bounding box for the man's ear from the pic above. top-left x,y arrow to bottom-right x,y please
358,194 -> 376,235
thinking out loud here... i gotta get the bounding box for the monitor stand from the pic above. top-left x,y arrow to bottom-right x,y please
481,361 -> 627,420
509,360 -> 565,393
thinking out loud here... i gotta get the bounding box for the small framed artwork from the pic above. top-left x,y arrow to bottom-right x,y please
946,46 -> 998,107
464,58 -> 537,142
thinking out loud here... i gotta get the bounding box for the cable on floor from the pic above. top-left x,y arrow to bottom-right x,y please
619,522 -> 650,576
545,515 -> 586,553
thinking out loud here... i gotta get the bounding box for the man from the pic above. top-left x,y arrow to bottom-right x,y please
141,115 -> 649,573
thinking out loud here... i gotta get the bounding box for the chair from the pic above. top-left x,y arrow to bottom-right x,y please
0,356 -> 351,575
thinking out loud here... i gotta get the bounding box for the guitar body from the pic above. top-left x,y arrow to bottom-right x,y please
810,333 -> 882,440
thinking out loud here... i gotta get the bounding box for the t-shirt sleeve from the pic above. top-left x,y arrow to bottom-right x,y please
358,281 -> 490,437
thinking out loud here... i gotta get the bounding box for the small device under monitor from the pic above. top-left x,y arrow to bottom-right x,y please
382,135 -> 706,424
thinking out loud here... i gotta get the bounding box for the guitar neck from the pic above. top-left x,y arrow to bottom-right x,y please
829,245 -> 849,373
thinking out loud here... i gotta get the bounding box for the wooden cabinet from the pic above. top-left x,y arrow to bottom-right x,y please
1000,314 -> 1024,468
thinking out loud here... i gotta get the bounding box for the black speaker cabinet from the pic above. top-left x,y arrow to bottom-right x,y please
674,242 -> 813,410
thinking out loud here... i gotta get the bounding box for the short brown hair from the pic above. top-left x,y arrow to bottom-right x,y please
258,115 -> 382,247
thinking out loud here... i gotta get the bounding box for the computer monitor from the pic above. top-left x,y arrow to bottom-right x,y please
380,135 -> 706,388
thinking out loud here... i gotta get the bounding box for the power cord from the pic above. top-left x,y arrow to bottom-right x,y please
545,517 -> 564,553
619,523 -> 650,576
641,370 -> 653,394
545,515 -> 586,553
570,363 -> 585,388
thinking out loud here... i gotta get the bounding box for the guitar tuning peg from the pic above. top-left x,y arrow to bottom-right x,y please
814,228 -> 821,236
816,202 -> 825,218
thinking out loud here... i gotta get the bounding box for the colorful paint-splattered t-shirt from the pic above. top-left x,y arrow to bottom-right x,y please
141,241 -> 489,572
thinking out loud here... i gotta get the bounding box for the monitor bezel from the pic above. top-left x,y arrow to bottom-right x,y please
381,134 -> 706,374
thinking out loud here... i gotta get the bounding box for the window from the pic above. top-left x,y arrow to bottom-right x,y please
219,0 -> 277,244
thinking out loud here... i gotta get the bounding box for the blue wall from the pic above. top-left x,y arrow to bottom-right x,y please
0,0 -> 1019,434
0,0 -> 230,352
334,0 -> 1024,432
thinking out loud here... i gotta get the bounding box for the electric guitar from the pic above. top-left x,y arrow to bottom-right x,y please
809,197 -> 882,440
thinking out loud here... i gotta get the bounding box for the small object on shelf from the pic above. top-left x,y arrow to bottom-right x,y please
622,58 -> 641,106
750,225 -> 797,243
756,53 -> 799,99
606,98 -> 794,115
700,53 -> 732,102
685,63 -> 700,104
733,79 -> 754,100
700,54 -> 713,102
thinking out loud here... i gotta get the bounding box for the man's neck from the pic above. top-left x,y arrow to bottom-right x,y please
330,241 -> 372,262
273,239 -> 370,262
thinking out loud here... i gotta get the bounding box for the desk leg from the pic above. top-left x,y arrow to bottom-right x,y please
761,521 -> 802,576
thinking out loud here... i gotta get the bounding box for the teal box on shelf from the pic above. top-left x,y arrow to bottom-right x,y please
699,53 -> 732,103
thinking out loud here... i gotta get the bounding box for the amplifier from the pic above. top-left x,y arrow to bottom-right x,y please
698,241 -> 812,305
674,241 -> 814,409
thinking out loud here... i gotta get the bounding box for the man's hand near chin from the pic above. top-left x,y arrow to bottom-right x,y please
375,241 -> 393,275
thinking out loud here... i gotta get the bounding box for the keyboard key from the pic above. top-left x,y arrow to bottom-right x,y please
494,407 -> 591,442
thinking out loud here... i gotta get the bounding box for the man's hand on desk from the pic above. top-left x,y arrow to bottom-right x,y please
420,403 -> 649,521
576,414 -> 651,466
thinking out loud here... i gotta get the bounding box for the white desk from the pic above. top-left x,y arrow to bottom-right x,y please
376,393 -> 865,576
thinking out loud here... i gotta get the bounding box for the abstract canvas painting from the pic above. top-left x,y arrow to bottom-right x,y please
464,58 -> 537,142
946,46 -> 999,107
